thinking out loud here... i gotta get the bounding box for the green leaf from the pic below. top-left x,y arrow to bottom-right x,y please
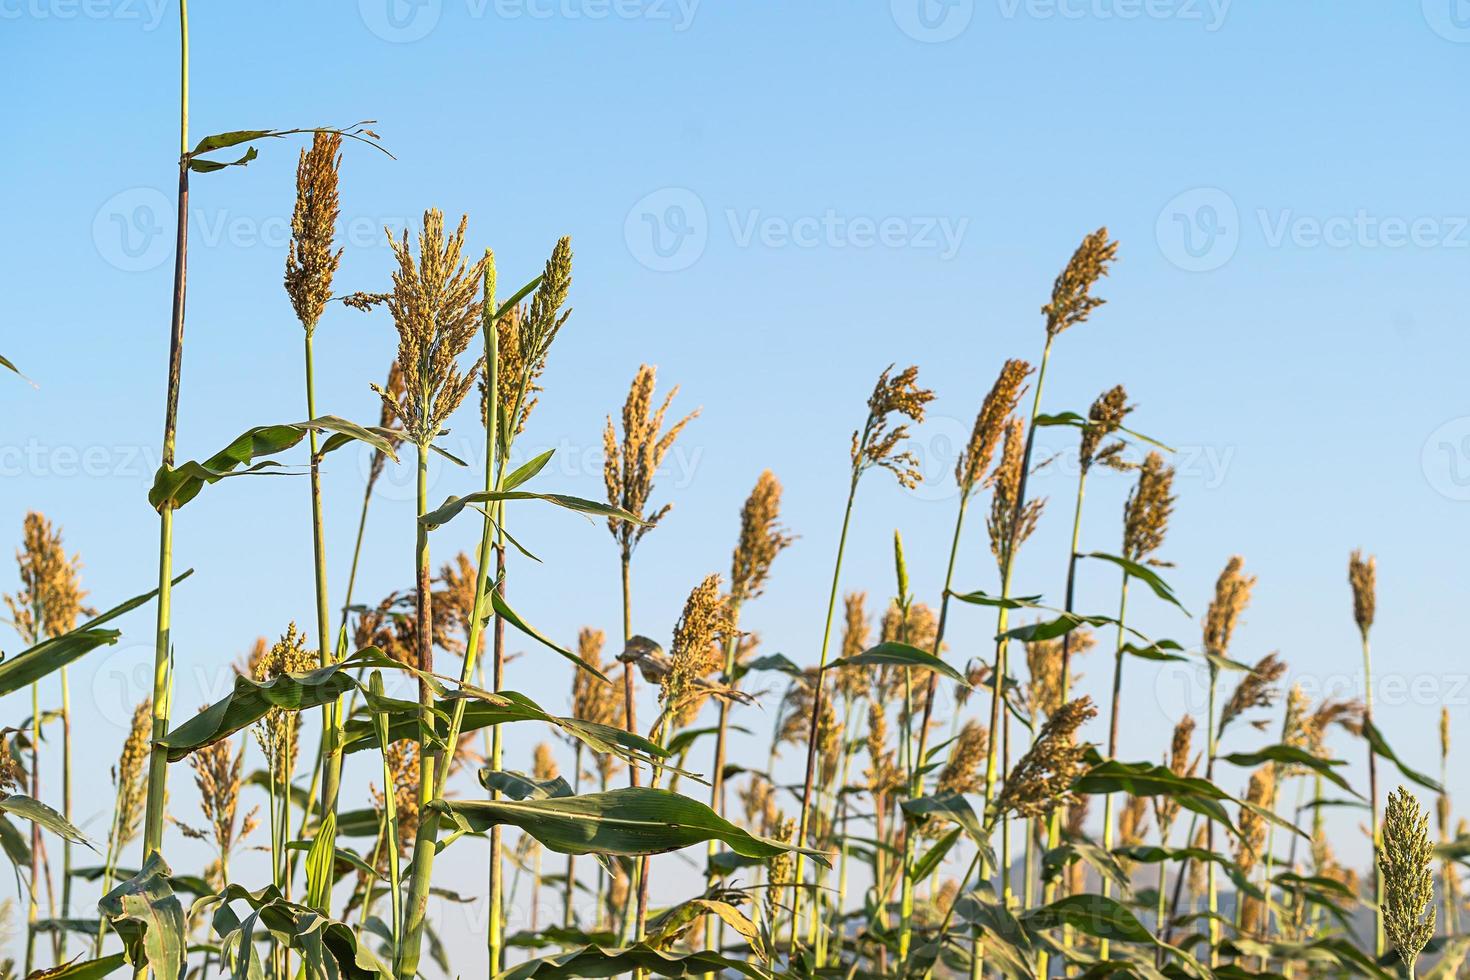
0,813 -> 30,868
732,653 -> 802,682
1086,552 -> 1189,614
436,787 -> 824,863
947,589 -> 1046,610
1362,717 -> 1443,792
159,660 -> 359,761
304,811 -> 337,912
198,882 -> 390,980
488,587 -> 609,681
828,641 -> 967,686
0,795 -> 91,848
188,146 -> 258,173
99,854 -> 185,980
149,416 -> 397,511
496,943 -> 772,979
1220,744 -> 1360,797
0,572 -> 192,698
900,792 -> 988,850
1022,893 -> 1154,944
1120,639 -> 1189,662
24,953 -> 128,980
1073,760 -> 1238,835
910,827 -> 962,885
1034,411 -> 1173,452
502,450 -> 555,491
191,129 -> 274,155
419,489 -> 643,531
479,768 -> 574,801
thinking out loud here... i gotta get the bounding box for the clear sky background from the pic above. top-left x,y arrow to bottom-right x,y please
4,0 -> 1470,972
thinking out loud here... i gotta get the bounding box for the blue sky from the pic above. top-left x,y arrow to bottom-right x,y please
4,0 -> 1470,968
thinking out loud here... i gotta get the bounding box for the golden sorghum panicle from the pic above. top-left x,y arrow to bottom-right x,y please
435,551 -> 479,656
956,359 -> 1032,494
766,817 -> 796,922
1154,715 -> 1197,834
1188,824 -> 1209,898
533,743 -> 559,783
1219,652 -> 1287,737
850,364 -> 935,489
835,592 -> 871,702
1380,786 -> 1436,971
250,624 -> 317,774
1122,451 -> 1174,564
1042,227 -> 1119,338
937,721 -> 988,796
778,671 -> 842,783
1025,628 -> 1094,720
1204,556 -> 1256,663
374,210 -> 488,448
188,725 -> 257,860
284,130 -> 343,331
865,701 -> 901,798
484,238 -> 574,440
740,775 -> 780,837
572,628 -> 620,732
1236,765 -> 1275,872
603,364 -> 699,561
113,698 -> 152,848
1117,795 -> 1150,850
987,417 -> 1045,569
662,574 -> 733,728
1304,697 -> 1362,758
4,512 -> 90,644
729,471 -> 794,605
0,737 -> 22,792
1079,384 -> 1132,472
996,696 -> 1097,820
1349,548 -> 1377,639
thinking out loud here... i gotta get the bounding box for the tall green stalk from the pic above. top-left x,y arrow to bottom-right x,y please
1362,630 -> 1382,958
396,447 -> 438,980
141,0 -> 188,863
788,474 -> 858,953
1098,572 -> 1131,961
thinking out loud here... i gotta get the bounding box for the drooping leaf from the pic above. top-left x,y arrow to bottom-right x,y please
304,811 -> 337,911
436,787 -> 824,863
198,882 -> 389,980
1085,552 -> 1189,614
1073,759 -> 1238,836
1022,893 -> 1154,944
98,854 -> 186,980
1362,717 -> 1443,792
495,943 -> 772,979
24,953 -> 127,980
419,490 -> 642,532
911,827 -> 962,886
159,660 -> 359,761
149,417 -> 397,511
1221,744 -> 1360,797
479,769 -> 574,801
947,589 -> 1046,611
487,587 -> 609,681
0,572 -> 192,698
828,642 -> 967,686
1034,411 -> 1172,452
0,795 -> 92,848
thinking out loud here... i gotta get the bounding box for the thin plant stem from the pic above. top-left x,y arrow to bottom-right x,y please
60,664 -> 72,959
789,472 -> 859,953
1098,572 -> 1131,961
142,0 -> 188,863
1362,631 -> 1382,958
395,446 -> 440,980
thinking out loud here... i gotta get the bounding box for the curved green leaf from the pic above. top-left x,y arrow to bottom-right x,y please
828,642 -> 966,685
1086,552 -> 1189,614
436,787 -> 824,863
1221,744 -> 1360,797
1363,717 -> 1442,792
99,854 -> 185,980
420,490 -> 643,532
0,795 -> 91,848
24,953 -> 127,980
495,943 -> 771,979
488,587 -> 609,681
149,416 -> 397,511
0,571 -> 192,698
1021,893 -> 1153,944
